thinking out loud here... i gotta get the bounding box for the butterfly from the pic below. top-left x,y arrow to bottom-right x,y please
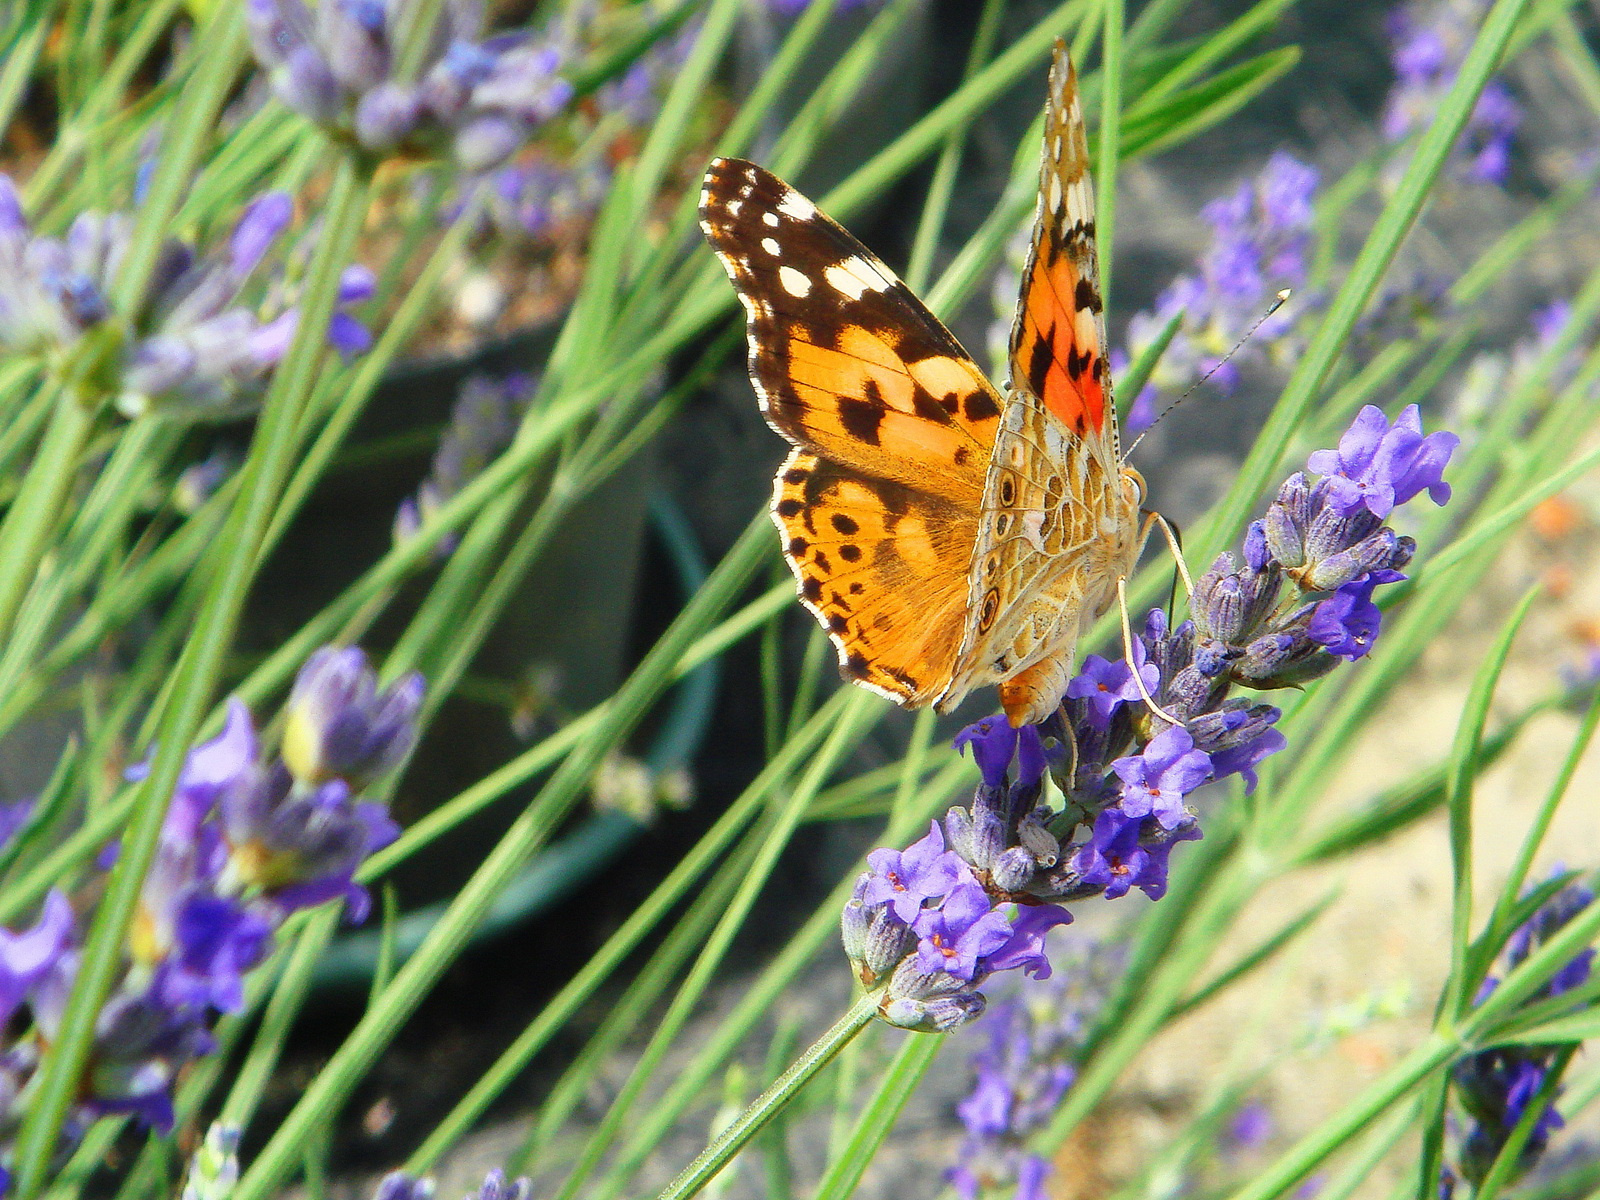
698,41 -> 1149,729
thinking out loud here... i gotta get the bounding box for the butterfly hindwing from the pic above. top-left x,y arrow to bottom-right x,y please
773,451 -> 975,705
700,158 -> 1004,502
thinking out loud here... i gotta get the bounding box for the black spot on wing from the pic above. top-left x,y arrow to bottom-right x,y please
1073,277 -> 1101,314
1027,329 -> 1055,398
963,389 -> 1001,423
837,395 -> 884,446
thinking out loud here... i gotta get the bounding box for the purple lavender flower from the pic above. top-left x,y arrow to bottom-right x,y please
1383,0 -> 1521,185
913,882 -> 1015,981
1072,807 -> 1201,901
948,943 -> 1121,1198
954,716 -> 1047,791
1065,653 -> 1158,730
1111,726 -> 1212,830
395,372 -> 533,555
981,905 -> 1073,979
1306,404 -> 1459,518
0,891 -> 74,1028
282,646 -> 424,789
1452,876 -> 1594,1186
862,820 -> 969,924
1309,575 -> 1388,660
0,177 -> 372,416
1122,152 -> 1318,428
246,0 -> 573,168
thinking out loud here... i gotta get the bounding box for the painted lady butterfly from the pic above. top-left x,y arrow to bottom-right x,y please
699,41 -> 1148,728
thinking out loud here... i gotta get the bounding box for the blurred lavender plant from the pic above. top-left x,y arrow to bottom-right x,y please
844,404 -> 1455,1033
245,0 -> 574,168
947,943 -> 1123,1200
372,1167 -> 531,1200
395,372 -> 534,555
0,647 -> 418,1176
1449,876 -> 1596,1190
1382,0 -> 1520,185
1120,152 -> 1320,431
0,180 -> 372,418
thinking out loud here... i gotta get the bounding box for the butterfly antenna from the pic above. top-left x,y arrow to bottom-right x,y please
1123,288 -> 1292,461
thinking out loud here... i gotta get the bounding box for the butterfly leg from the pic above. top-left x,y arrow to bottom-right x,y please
1116,575 -> 1186,728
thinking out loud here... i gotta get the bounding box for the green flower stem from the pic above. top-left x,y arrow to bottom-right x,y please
7,156 -> 370,1199
812,1030 -> 941,1200
218,906 -> 343,1132
591,755 -> 971,1200
0,18 -> 47,139
22,0 -> 185,209
108,12 -> 247,315
1098,0 -> 1124,310
553,688 -> 885,1200
511,836 -> 766,1175
0,387 -> 92,652
904,0 -> 1006,295
652,991 -> 885,1200
229,516 -> 772,1200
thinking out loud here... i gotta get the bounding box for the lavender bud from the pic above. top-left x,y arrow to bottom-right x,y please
229,193 -> 293,280
1304,528 -> 1400,591
282,646 -> 424,789
880,991 -> 985,1033
1193,638 -> 1241,678
244,0 -> 302,68
452,114 -> 525,172
354,82 -> 423,150
990,846 -> 1038,893
943,805 -> 977,865
122,336 -> 198,398
1390,535 -> 1417,572
1017,813 -> 1059,867
323,0 -> 390,92
1264,501 -> 1304,567
841,878 -> 870,964
277,45 -> 343,124
1232,629 -> 1338,688
1243,520 -> 1271,571
1198,572 -> 1247,643
1302,504 -> 1382,568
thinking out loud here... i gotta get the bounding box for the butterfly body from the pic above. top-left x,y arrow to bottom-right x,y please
701,42 -> 1145,728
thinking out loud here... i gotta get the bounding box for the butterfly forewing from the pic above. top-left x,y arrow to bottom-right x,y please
699,159 -> 1005,500
700,158 -> 1004,705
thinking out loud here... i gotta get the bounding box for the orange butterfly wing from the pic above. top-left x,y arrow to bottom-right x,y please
1008,46 -> 1118,452
699,159 -> 1004,705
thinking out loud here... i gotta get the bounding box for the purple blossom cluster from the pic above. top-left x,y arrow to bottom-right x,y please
947,944 -> 1123,1200
846,405 -> 1457,1034
0,647 -> 419,1176
395,371 -> 534,556
1121,152 -> 1319,431
1382,0 -> 1520,185
1450,877 -> 1596,1190
246,0 -> 574,169
0,179 -> 372,418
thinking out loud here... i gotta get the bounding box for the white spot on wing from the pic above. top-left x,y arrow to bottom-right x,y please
762,212 -> 780,227
727,199 -> 743,216
823,256 -> 892,301
779,266 -> 813,297
761,237 -> 780,255
777,190 -> 816,220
